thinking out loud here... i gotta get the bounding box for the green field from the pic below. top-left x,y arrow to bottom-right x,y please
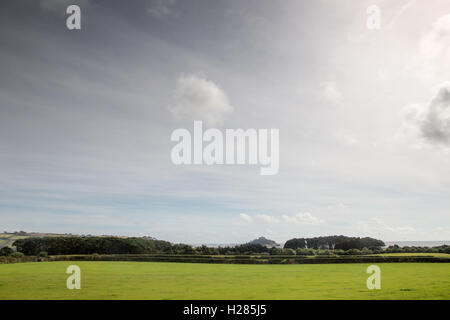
0,261 -> 449,299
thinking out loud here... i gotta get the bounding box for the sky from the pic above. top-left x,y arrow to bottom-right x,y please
1,0 -> 450,243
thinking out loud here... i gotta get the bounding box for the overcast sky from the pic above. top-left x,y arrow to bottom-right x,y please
1,0 -> 450,243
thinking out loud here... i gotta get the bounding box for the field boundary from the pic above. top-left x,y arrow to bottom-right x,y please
1,254 -> 449,265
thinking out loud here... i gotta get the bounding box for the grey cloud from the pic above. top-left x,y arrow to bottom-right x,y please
403,82 -> 450,146
39,0 -> 89,13
147,0 -> 178,18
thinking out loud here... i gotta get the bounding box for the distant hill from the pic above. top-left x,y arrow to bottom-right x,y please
0,232 -> 76,248
247,236 -> 280,248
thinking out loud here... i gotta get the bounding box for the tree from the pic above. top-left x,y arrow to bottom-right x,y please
196,245 -> 211,255
284,236 -> 384,250
284,238 -> 306,249
0,247 -> 14,256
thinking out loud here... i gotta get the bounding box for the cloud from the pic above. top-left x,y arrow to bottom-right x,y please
401,82 -> 450,147
239,213 -> 252,223
337,203 -> 347,209
147,0 -> 178,18
357,218 -> 416,235
169,74 -> 234,126
335,130 -> 360,146
238,212 -> 323,225
320,81 -> 343,104
420,14 -> 450,63
433,226 -> 450,239
327,203 -> 347,210
410,14 -> 450,79
254,214 -> 280,224
282,212 -> 324,225
386,0 -> 415,30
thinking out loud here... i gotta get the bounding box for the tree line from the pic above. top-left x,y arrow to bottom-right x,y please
283,236 -> 385,250
12,237 -> 276,256
12,236 -> 384,256
13,237 -> 173,255
10,235 -> 449,257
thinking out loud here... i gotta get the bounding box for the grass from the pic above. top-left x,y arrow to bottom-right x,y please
0,261 -> 449,299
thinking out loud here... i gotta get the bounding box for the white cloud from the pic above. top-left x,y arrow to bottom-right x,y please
239,212 -> 324,226
328,203 -> 348,210
420,14 -> 450,63
410,14 -> 450,79
386,0 -> 414,30
433,226 -> 450,239
400,82 -> 450,147
281,212 -> 324,225
337,203 -> 347,209
254,214 -> 280,224
357,218 -> 416,235
335,130 -> 360,146
169,74 -> 233,126
320,81 -> 343,104
239,213 -> 252,223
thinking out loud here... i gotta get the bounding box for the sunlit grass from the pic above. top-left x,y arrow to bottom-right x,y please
0,261 -> 448,299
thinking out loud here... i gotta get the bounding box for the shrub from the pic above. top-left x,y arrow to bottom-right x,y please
269,248 -> 284,255
296,248 -> 309,256
9,252 -> 24,258
38,251 -> 48,257
283,249 -> 296,255
371,247 -> 383,254
346,249 -> 362,255
360,247 -> 373,255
